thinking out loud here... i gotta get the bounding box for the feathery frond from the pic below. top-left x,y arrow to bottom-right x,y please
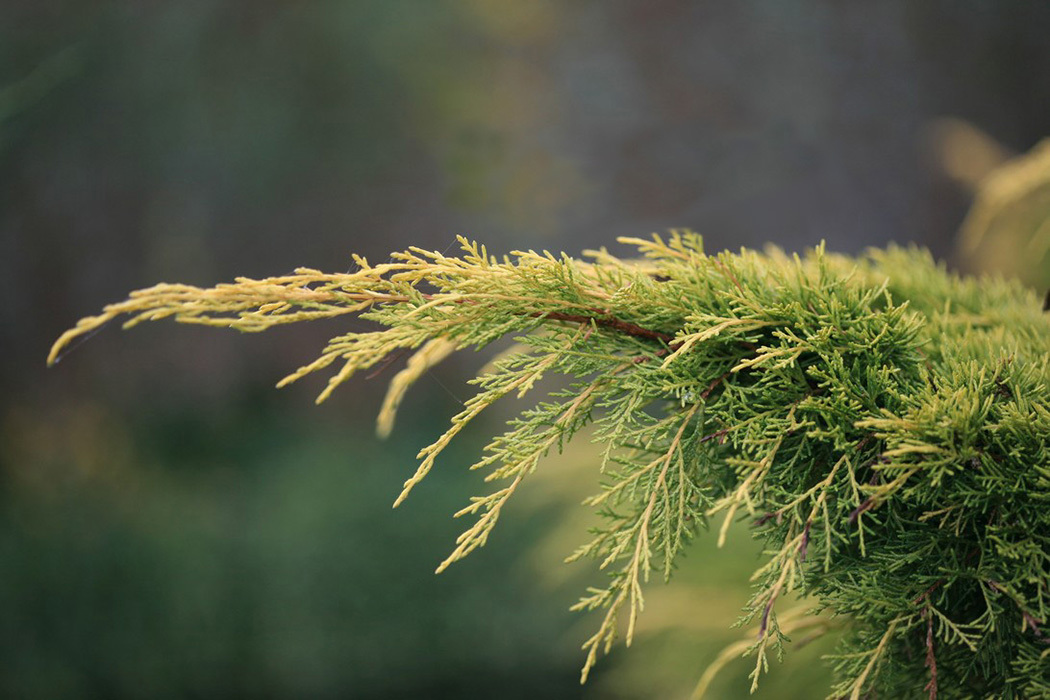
50,232 -> 1050,698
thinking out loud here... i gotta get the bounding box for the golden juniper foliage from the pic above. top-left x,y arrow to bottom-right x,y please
50,233 -> 1050,698
958,137 -> 1050,287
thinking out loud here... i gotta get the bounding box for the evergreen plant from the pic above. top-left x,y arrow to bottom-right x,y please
49,233 -> 1050,698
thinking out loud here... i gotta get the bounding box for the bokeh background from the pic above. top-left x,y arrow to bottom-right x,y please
3,2 -> 1050,698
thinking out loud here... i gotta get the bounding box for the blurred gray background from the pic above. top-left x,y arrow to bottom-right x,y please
3,1 -> 1049,698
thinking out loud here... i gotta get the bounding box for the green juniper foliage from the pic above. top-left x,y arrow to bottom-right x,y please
50,233 -> 1050,698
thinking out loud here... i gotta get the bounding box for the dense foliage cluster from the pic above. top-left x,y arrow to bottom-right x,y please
50,233 -> 1050,698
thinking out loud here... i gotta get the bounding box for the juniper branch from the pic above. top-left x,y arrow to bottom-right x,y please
49,232 -> 1050,698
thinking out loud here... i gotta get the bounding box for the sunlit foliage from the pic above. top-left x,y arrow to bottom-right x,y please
51,232 -> 1050,698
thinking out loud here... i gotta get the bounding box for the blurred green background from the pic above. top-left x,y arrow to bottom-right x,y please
3,2 -> 1050,698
